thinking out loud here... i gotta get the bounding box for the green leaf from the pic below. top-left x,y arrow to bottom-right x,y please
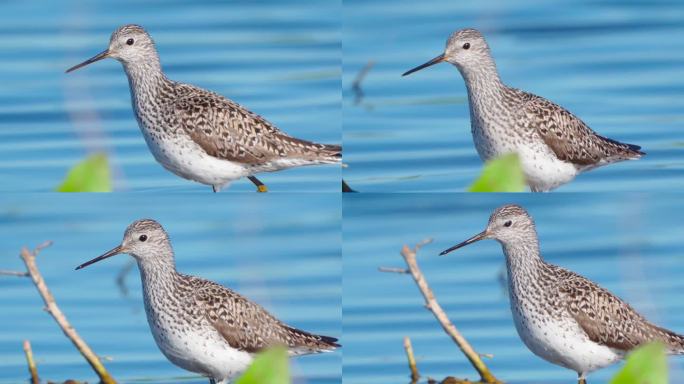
467,153 -> 526,192
57,153 -> 112,192
235,346 -> 290,384
610,342 -> 668,384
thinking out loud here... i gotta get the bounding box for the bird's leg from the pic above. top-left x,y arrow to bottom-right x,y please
248,175 -> 268,193
209,379 -> 216,384
577,372 -> 587,384
212,186 -> 218,193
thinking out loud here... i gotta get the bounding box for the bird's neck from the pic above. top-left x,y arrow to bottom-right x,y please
457,59 -> 504,116
500,237 -> 545,295
122,60 -> 173,109
137,256 -> 177,304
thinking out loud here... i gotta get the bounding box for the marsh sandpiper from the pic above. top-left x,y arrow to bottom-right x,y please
67,25 -> 341,192
440,205 -> 683,383
403,29 -> 643,192
76,219 -> 339,383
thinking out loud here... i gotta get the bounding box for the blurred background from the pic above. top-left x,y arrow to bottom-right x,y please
342,0 -> 684,192
0,194 -> 341,383
0,0 -> 341,192
343,193 -> 684,383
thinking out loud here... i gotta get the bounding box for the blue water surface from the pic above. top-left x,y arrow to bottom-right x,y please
343,0 -> 684,192
0,194 -> 341,383
0,0 -> 341,192
343,193 -> 684,383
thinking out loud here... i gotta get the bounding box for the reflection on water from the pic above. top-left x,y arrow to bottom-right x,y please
343,0 -> 684,192
0,194 -> 341,383
0,0 -> 341,192
343,193 -> 684,383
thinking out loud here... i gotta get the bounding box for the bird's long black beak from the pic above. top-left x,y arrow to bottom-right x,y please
402,53 -> 445,77
75,245 -> 122,270
439,231 -> 487,256
66,49 -> 110,73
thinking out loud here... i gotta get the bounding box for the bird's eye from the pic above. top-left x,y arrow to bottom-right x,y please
504,220 -> 512,227
126,38 -> 134,46
139,234 -> 148,242
462,42 -> 470,50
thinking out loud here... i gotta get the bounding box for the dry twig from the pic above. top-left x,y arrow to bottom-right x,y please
378,266 -> 409,274
0,269 -> 29,277
18,244 -> 117,384
23,340 -> 39,384
381,240 -> 501,384
404,336 -> 420,383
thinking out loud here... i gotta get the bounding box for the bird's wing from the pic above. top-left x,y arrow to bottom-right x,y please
554,265 -> 672,351
517,92 -> 642,167
190,277 -> 338,354
171,85 -> 338,165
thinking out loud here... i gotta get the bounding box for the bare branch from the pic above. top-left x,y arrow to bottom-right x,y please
19,246 -> 117,384
378,266 -> 409,274
0,269 -> 29,277
33,240 -> 53,256
398,242 -> 501,384
414,238 -> 433,252
404,336 -> 420,383
23,340 -> 39,384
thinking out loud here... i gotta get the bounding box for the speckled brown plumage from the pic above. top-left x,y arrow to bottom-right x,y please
516,90 -> 643,168
553,264 -> 684,353
171,84 -> 341,165
173,273 -> 339,354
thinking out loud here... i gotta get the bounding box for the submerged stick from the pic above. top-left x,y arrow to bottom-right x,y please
115,259 -> 135,297
352,61 -> 375,105
383,240 -> 501,383
342,179 -> 357,193
18,245 -> 117,384
23,340 -> 39,384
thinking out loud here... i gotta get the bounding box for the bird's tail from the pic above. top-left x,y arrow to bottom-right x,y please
621,142 -> 646,159
284,325 -> 340,355
316,143 -> 342,163
598,135 -> 646,161
317,334 -> 342,350
278,134 -> 341,164
653,324 -> 684,354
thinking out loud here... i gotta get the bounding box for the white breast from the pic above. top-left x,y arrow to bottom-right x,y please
146,307 -> 253,382
515,145 -> 579,192
510,297 -> 621,375
471,118 -> 578,192
137,122 -> 249,188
